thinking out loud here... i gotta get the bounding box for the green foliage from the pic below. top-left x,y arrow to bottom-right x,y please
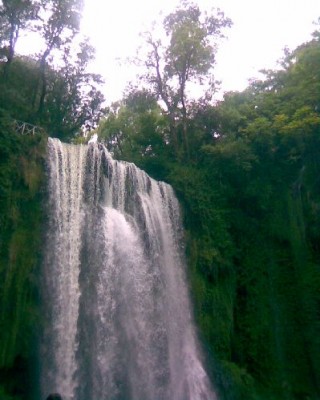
0,115 -> 46,399
220,361 -> 258,400
0,56 -> 39,121
101,29 -> 320,400
0,51 -> 105,140
0,0 -> 39,70
37,42 -> 105,139
135,1 -> 232,158
0,386 -> 21,400
166,163 -> 235,368
205,34 -> 320,399
98,88 -> 172,180
0,0 -> 105,141
162,2 -> 231,82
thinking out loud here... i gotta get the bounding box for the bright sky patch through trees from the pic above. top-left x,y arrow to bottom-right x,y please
80,0 -> 320,103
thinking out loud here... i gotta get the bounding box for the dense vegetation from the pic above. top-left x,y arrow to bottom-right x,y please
0,0 -> 105,139
0,1 -> 319,399
98,10 -> 320,400
0,114 -> 46,399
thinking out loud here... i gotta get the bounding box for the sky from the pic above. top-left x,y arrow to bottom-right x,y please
15,0 -> 319,103
80,0 -> 320,103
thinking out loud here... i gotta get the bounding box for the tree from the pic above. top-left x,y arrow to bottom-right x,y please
98,88 -> 170,178
35,0 -> 83,114
0,0 -> 39,74
41,41 -> 105,139
138,1 -> 232,159
0,45 -> 105,140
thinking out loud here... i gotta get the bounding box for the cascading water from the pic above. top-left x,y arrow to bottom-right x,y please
41,137 -> 216,400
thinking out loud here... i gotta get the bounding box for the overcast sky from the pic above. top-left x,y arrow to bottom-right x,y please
15,1 -> 318,103
80,0 -> 319,103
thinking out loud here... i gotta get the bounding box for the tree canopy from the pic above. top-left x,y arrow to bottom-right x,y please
130,1 -> 232,159
0,0 -> 105,140
97,23 -> 320,400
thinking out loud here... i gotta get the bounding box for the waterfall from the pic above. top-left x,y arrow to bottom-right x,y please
41,138 -> 216,400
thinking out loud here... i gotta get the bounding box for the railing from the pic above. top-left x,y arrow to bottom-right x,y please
12,119 -> 45,136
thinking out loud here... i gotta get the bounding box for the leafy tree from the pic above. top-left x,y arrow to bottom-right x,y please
0,55 -> 39,121
0,0 -> 105,140
136,1 -> 231,159
39,41 -> 105,139
35,0 -> 83,114
0,0 -> 39,74
98,88 -> 170,178
0,50 -> 105,140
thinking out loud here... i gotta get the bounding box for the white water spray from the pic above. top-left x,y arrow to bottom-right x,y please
41,138 -> 216,400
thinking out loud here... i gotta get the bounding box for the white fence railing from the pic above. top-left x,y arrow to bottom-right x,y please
12,120 -> 44,136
